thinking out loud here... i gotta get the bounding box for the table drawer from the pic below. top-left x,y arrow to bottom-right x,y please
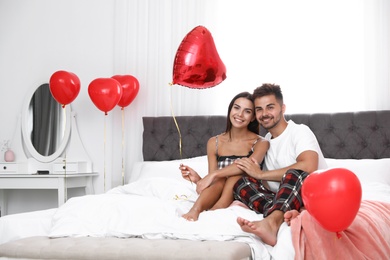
0,163 -> 18,173
53,162 -> 78,173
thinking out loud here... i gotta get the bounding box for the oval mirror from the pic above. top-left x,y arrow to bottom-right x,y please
21,83 -> 72,163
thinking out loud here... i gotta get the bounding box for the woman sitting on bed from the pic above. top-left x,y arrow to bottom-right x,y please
179,91 -> 269,221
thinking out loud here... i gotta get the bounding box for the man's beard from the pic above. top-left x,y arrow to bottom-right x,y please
260,111 -> 282,130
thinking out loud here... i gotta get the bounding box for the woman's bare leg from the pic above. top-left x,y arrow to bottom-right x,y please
182,178 -> 225,221
211,175 -> 241,210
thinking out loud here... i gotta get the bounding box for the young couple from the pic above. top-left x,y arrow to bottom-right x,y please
179,83 -> 327,246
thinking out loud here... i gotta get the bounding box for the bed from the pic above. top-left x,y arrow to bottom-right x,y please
1,111 -> 390,260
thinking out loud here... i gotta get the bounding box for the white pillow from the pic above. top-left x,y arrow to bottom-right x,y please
129,156 -> 208,183
324,158 -> 390,186
130,156 -> 390,186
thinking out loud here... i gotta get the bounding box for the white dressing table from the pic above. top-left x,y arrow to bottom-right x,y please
0,173 -> 98,216
1,83 -> 96,216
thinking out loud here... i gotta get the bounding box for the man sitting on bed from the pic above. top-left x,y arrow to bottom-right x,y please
233,83 -> 327,246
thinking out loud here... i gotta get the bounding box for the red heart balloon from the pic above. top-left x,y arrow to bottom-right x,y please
49,70 -> 80,107
172,26 -> 227,89
88,78 -> 122,115
302,168 -> 362,233
111,75 -> 140,109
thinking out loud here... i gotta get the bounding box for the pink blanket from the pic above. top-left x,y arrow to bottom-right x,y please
290,200 -> 390,260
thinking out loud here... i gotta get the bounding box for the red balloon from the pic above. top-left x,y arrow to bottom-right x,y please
88,78 -> 122,115
111,75 -> 140,108
172,26 -> 227,89
302,168 -> 362,234
49,70 -> 80,107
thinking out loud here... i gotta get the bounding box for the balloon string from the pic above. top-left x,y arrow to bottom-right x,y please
104,115 -> 106,192
336,232 -> 342,239
169,85 -> 182,158
63,107 -> 67,202
121,108 -> 125,185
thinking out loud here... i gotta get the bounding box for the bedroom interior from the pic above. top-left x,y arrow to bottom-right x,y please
0,113 -> 390,259
0,0 -> 389,259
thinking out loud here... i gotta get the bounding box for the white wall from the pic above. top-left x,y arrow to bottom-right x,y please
0,0 -> 389,214
0,0 -> 116,214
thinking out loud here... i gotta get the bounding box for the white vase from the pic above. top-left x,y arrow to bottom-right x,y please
4,149 -> 15,162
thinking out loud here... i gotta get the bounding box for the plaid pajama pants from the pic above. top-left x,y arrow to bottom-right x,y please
233,169 -> 309,217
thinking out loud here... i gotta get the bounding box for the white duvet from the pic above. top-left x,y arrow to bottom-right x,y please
48,176 -> 272,259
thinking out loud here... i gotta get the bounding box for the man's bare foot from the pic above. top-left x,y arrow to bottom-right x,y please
182,207 -> 201,221
237,217 -> 279,246
284,210 -> 300,226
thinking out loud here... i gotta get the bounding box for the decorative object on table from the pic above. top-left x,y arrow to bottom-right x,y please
1,140 -> 15,162
4,149 -> 15,162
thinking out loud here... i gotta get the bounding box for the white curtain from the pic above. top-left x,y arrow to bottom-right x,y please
111,0 -> 390,185
364,0 -> 390,109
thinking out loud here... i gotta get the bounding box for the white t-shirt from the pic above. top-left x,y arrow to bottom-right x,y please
264,120 -> 327,192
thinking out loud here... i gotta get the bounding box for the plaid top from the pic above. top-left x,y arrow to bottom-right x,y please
215,135 -> 261,169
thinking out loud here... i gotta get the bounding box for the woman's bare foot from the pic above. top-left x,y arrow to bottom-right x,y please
182,207 -> 201,221
237,217 -> 280,246
284,210 -> 300,226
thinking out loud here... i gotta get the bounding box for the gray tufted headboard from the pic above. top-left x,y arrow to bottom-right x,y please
142,110 -> 390,161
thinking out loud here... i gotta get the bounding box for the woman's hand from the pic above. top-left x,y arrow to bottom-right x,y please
195,173 -> 214,194
179,164 -> 201,184
235,157 -> 262,178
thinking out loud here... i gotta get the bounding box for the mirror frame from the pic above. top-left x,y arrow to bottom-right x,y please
21,84 -> 72,163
